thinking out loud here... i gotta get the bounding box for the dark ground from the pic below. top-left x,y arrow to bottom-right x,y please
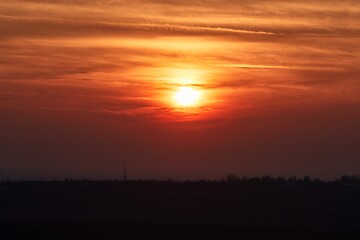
1,180 -> 359,239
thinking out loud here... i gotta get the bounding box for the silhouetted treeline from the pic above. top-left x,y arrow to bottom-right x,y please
337,175 -> 360,185
225,174 -> 321,184
225,174 -> 360,185
1,174 -> 359,186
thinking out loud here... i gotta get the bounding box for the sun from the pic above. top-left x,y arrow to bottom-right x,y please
174,86 -> 201,107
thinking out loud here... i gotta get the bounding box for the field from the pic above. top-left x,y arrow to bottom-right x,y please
1,180 -> 359,239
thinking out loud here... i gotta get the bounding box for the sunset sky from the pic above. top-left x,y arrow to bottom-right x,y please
1,0 -> 360,180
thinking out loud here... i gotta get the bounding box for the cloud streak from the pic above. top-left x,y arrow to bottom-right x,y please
0,15 -> 276,39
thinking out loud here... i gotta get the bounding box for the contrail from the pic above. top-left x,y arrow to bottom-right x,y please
0,15 -> 276,35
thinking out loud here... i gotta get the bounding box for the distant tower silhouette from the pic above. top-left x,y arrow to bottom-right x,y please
123,163 -> 127,181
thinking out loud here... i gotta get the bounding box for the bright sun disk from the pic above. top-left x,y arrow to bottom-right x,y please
174,87 -> 201,107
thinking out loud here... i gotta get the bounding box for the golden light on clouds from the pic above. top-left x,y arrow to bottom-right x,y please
0,0 -> 359,123
1,0 -> 360,180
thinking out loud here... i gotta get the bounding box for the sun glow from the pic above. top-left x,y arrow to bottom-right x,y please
174,87 -> 201,107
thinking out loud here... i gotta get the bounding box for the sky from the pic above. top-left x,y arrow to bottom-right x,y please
1,0 -> 360,180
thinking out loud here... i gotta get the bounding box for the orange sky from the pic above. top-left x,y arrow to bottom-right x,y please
1,0 -> 360,180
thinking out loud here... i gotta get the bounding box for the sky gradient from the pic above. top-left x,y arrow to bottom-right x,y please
1,0 -> 360,180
